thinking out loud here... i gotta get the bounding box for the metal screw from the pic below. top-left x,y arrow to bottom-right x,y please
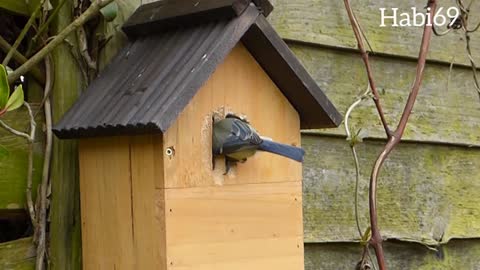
166,147 -> 175,157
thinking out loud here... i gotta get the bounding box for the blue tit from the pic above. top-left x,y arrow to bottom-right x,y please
212,114 -> 305,174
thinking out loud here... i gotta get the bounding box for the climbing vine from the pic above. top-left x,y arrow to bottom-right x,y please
0,1 -> 116,269
343,0 -> 437,269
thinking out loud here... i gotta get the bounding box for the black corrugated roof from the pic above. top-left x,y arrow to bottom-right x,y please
53,0 -> 342,139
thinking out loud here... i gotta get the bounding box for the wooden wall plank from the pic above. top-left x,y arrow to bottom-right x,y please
302,135 -> 480,245
48,0 -> 84,269
269,0 -> 480,66
130,135 -> 167,270
79,137 -> 135,270
289,44 -> 480,147
163,43 -> 302,189
0,237 -> 35,270
305,240 -> 480,270
164,181 -> 304,270
79,135 -> 167,270
2,237 -> 480,270
0,106 -> 43,210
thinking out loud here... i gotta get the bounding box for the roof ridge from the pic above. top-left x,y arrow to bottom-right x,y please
122,0 -> 273,38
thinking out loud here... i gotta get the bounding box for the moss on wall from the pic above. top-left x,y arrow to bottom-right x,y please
290,44 -> 480,147
0,238 -> 35,270
305,239 -> 480,269
269,0 -> 480,66
303,135 -> 480,245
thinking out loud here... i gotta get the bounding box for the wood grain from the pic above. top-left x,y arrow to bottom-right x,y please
305,240 -> 480,269
79,137 -> 136,270
130,135 -> 167,270
269,0 -> 480,66
48,0 -> 84,269
162,43 -> 304,270
122,0 -> 251,37
290,44 -> 480,147
79,135 -> 167,270
0,237 -> 35,270
164,181 -> 304,270
302,135 -> 480,245
163,43 -> 302,189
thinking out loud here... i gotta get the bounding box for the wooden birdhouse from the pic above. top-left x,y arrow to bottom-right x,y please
53,0 -> 341,269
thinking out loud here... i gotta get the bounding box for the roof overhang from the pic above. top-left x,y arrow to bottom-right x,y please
53,0 -> 341,139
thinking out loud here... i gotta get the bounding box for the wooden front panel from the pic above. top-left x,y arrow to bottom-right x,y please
163,43 -> 302,189
163,43 -> 305,270
79,136 -> 166,270
164,181 -> 304,270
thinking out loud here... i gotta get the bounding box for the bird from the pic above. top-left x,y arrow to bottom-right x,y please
212,114 -> 305,174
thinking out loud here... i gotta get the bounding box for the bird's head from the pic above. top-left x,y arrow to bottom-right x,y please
225,113 -> 249,123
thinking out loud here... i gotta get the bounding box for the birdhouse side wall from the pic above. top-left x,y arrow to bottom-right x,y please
161,43 -> 305,270
78,135 -> 167,270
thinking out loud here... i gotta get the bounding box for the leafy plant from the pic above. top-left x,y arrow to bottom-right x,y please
0,64 -> 24,117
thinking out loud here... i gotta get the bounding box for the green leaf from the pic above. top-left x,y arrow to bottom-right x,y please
347,128 -> 368,147
100,2 -> 118,22
5,85 -> 24,112
361,227 -> 372,246
0,65 -> 10,109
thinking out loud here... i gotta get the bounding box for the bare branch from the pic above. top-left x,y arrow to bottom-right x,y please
0,120 -> 31,141
2,0 -> 47,66
344,1 -> 438,269
432,23 -> 452,36
24,102 -> 38,230
31,0 -> 69,45
394,3 -> 436,136
446,56 -> 455,92
7,0 -> 115,84
343,0 -> 392,138
367,1 -> 437,269
35,56 -> 54,270
0,36 -> 45,84
345,85 -> 371,238
464,30 -> 480,97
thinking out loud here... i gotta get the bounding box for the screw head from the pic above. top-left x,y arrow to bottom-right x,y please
166,147 -> 175,157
